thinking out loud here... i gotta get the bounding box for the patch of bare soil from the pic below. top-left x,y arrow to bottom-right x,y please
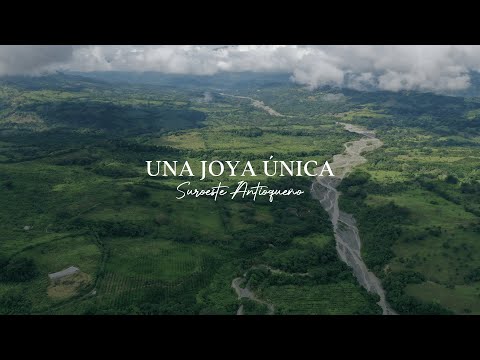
47,271 -> 92,300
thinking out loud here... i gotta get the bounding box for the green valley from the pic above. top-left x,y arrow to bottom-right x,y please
0,72 -> 479,315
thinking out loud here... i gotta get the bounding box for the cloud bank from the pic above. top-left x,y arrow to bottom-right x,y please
2,45 -> 480,93
0,45 -> 74,76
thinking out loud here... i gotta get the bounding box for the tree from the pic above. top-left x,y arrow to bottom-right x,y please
0,290 -> 32,314
0,257 -> 38,282
445,175 -> 458,184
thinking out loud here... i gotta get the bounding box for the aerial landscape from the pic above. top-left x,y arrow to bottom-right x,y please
1,45 -> 480,315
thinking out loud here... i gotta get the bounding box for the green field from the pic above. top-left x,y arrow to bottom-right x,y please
337,94 -> 480,314
262,283 -> 379,315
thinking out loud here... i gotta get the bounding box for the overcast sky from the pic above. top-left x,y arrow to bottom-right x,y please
1,45 -> 480,92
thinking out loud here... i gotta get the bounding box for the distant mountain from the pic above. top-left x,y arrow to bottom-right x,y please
0,73 -> 112,91
6,71 -> 480,99
66,71 -> 293,90
0,73 -> 205,136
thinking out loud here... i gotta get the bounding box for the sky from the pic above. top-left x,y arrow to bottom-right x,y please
1,45 -> 480,92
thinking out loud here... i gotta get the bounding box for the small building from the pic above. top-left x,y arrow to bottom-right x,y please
48,266 -> 80,283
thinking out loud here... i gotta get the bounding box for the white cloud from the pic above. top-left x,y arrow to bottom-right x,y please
2,45 -> 480,92
0,45 -> 74,76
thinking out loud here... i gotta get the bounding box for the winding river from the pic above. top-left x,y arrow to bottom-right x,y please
218,93 -> 286,117
231,276 -> 275,315
311,122 -> 396,315
222,92 -> 396,315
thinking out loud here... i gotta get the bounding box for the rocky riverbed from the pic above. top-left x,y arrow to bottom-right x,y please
311,122 -> 396,315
